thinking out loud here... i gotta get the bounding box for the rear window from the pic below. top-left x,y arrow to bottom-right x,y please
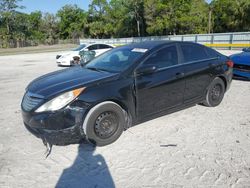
99,44 -> 113,49
88,44 -> 99,51
180,44 -> 208,63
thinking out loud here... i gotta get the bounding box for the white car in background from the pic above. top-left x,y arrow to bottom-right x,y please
56,43 -> 114,66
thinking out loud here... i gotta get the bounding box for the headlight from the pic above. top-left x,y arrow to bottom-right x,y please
35,88 -> 85,113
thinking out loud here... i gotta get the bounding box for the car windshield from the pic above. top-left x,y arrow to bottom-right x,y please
85,47 -> 147,73
72,44 -> 86,51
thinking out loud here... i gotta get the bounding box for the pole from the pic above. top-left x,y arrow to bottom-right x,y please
208,9 -> 212,34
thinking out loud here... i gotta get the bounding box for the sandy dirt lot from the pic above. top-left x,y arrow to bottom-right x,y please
0,50 -> 249,188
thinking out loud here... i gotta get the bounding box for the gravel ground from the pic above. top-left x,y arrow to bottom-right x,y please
0,50 -> 249,188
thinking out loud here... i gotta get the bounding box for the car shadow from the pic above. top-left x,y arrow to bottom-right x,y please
56,142 -> 115,188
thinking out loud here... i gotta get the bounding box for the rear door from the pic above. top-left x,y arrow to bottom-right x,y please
135,44 -> 186,118
179,43 -> 219,103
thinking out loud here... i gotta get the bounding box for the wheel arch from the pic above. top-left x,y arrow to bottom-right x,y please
218,75 -> 227,91
107,99 -> 133,129
83,99 -> 132,133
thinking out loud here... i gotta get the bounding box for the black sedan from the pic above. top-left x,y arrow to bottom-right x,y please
21,41 -> 233,147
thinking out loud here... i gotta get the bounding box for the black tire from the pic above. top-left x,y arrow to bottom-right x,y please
203,77 -> 225,107
82,101 -> 126,146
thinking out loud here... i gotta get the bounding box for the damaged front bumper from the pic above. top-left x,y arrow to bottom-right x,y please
22,106 -> 87,146
24,122 -> 84,146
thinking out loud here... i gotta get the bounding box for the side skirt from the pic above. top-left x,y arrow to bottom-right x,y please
133,102 -> 198,126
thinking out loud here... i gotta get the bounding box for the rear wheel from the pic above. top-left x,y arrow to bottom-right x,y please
203,77 -> 225,107
82,101 -> 126,146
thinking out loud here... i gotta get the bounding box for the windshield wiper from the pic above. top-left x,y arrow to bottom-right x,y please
86,67 -> 110,72
86,67 -> 100,72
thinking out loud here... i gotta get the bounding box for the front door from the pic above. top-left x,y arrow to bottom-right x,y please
135,44 -> 186,119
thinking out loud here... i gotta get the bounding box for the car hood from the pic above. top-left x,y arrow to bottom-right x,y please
27,67 -> 119,99
58,51 -> 79,58
231,52 -> 250,65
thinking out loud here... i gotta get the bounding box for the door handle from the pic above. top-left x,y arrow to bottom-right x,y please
176,72 -> 185,78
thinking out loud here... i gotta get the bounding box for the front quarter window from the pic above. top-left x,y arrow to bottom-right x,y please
85,47 -> 146,72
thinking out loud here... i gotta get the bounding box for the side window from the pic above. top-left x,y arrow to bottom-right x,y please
206,47 -> 219,58
88,44 -> 99,51
180,44 -> 208,62
99,44 -> 113,49
144,45 -> 178,68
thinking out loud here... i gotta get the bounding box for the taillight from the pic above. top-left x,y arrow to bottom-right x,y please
226,60 -> 234,68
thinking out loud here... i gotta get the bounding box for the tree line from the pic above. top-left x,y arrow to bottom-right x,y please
0,0 -> 250,48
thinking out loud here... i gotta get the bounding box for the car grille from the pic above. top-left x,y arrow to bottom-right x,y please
234,64 -> 250,72
22,92 -> 44,112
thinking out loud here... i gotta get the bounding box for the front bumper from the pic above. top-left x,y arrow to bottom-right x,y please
233,69 -> 250,80
22,106 -> 87,146
56,59 -> 71,66
24,122 -> 84,146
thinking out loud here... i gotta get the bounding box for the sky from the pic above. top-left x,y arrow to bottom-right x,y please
18,0 -> 92,14
18,0 -> 212,14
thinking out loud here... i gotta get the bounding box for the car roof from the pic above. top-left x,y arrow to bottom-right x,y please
83,43 -> 113,46
120,40 -> 208,51
123,40 -> 175,50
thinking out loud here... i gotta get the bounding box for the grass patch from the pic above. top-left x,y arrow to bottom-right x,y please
0,44 -> 78,56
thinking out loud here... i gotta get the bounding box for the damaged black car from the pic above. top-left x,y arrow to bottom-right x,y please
21,41 -> 233,148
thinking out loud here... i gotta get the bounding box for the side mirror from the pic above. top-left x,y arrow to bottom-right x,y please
79,51 -> 96,65
136,65 -> 157,76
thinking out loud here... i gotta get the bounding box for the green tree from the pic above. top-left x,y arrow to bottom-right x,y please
179,0 -> 209,34
0,0 -> 24,34
212,0 -> 250,32
12,12 -> 29,47
27,11 -> 44,43
104,0 -> 137,37
1,0 -> 250,48
41,13 -> 59,45
144,0 -> 168,35
88,0 -> 109,38
144,0 -> 208,35
57,5 -> 87,39
0,0 -> 24,47
121,0 -> 145,37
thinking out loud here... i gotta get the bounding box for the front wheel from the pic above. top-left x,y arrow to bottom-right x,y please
203,77 -> 225,107
82,101 -> 126,146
